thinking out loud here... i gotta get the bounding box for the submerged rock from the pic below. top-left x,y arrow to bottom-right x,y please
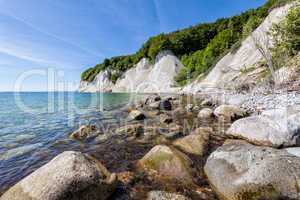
204,140 -> 300,200
128,110 -> 146,121
214,105 -> 246,120
139,145 -> 194,185
185,104 -> 194,112
173,130 -> 210,156
147,191 -> 191,200
0,143 -> 42,160
0,151 -> 117,200
69,125 -> 100,140
116,124 -> 144,137
227,115 -> 300,147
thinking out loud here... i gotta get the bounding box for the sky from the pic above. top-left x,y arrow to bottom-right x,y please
0,0 -> 267,91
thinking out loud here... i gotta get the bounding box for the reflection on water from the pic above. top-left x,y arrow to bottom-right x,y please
0,92 -> 144,194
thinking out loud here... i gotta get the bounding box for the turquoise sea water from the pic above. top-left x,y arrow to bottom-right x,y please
0,92 -> 143,193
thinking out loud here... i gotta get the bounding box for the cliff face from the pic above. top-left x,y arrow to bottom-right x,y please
182,3 -> 294,93
79,70 -> 114,93
79,51 -> 184,93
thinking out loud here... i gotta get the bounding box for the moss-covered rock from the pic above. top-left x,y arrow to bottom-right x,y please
138,145 -> 195,185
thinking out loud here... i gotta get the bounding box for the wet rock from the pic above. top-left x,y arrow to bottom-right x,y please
172,107 -> 186,116
147,191 -> 191,200
205,140 -> 300,200
139,145 -> 194,185
227,115 -> 300,147
145,94 -> 161,105
161,124 -> 183,140
201,99 -> 213,107
0,151 -> 117,200
193,105 -> 200,112
198,108 -> 213,119
159,99 -> 172,111
173,130 -> 210,156
214,105 -> 246,120
70,125 -> 100,140
128,110 -> 146,121
116,124 -> 144,137
159,114 -> 173,124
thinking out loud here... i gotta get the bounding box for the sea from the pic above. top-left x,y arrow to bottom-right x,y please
0,92 -> 145,194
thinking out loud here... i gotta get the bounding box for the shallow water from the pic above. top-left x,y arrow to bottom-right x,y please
0,92 -> 144,194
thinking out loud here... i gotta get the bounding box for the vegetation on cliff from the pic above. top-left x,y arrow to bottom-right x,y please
81,0 -> 294,85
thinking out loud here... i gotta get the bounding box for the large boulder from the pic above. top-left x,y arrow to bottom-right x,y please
214,105 -> 246,120
128,110 -> 146,120
138,145 -> 194,185
204,140 -> 300,200
0,151 -> 117,200
116,124 -> 144,137
69,125 -> 100,140
227,115 -> 300,148
173,130 -> 210,156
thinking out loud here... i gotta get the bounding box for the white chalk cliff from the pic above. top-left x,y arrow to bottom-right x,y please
182,3 -> 295,93
80,51 -> 184,93
79,70 -> 114,93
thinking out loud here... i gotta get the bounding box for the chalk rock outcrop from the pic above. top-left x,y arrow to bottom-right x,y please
182,3 -> 294,93
79,70 -> 114,93
205,140 -> 300,200
0,151 -> 117,200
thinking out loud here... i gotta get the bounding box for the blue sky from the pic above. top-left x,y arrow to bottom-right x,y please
0,0 -> 266,91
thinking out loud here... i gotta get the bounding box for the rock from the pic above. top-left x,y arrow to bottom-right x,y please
159,114 -> 173,124
0,151 -> 117,200
227,115 -> 299,147
145,94 -> 161,105
128,110 -> 146,120
161,124 -> 183,140
95,134 -> 109,143
139,145 -> 194,185
204,140 -> 300,200
214,105 -> 246,120
193,105 -> 200,111
185,104 -> 194,112
198,108 -> 213,119
148,101 -> 161,110
201,99 -> 213,107
116,124 -> 144,137
173,130 -> 210,156
172,107 -> 186,116
159,99 -> 172,111
70,125 -> 100,140
147,191 -> 191,200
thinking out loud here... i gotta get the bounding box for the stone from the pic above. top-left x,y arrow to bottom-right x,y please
95,134 -> 109,143
159,99 -> 172,111
173,130 -> 210,156
147,191 -> 191,200
128,110 -> 146,120
200,99 -> 213,107
198,108 -> 213,119
204,140 -> 300,200
70,125 -> 100,140
227,115 -> 300,147
139,145 -> 194,185
193,105 -> 200,111
148,101 -> 161,110
214,105 -> 246,120
172,107 -> 186,116
116,124 -> 144,137
145,94 -> 161,105
0,151 -> 117,200
159,114 -> 173,124
185,104 -> 194,112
